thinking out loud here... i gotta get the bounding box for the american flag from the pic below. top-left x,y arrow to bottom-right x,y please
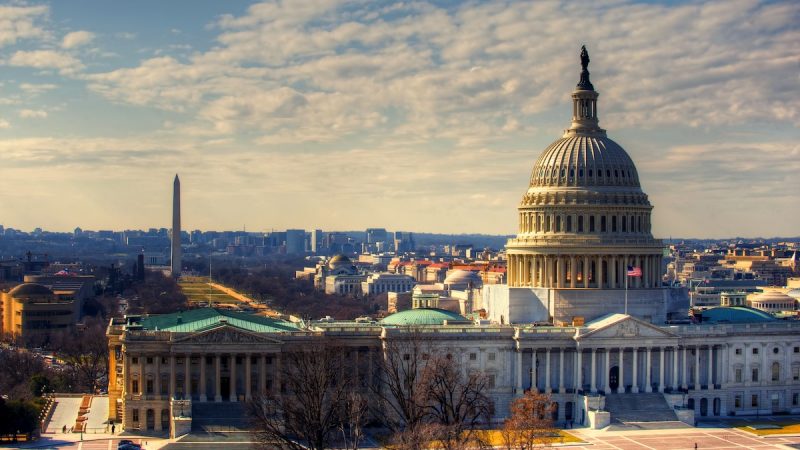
627,266 -> 642,277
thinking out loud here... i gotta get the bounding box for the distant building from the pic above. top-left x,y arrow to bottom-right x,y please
310,229 -> 322,253
361,273 -> 415,295
285,229 -> 306,255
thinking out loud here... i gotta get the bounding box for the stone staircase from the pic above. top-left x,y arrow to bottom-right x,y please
604,393 -> 679,424
191,402 -> 250,433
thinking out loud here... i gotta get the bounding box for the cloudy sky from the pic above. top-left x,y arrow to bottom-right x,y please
0,0 -> 797,238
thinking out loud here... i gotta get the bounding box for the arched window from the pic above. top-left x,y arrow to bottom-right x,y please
536,215 -> 541,232
601,216 -> 607,232
589,216 -> 595,232
545,215 -> 551,232
612,216 -> 617,232
555,216 -> 562,232
622,216 -> 627,232
566,216 -> 573,232
772,362 -> 780,381
577,216 -> 584,232
638,216 -> 643,232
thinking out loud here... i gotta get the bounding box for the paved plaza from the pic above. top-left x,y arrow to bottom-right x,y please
7,426 -> 798,450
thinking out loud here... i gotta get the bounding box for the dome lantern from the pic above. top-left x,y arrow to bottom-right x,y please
567,45 -> 605,138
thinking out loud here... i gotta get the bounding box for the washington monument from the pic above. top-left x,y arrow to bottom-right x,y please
171,174 -> 182,277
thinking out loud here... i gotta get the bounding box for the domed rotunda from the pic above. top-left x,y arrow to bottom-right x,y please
493,47 -> 685,325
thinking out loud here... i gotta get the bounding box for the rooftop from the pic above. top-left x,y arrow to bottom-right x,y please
135,308 -> 299,333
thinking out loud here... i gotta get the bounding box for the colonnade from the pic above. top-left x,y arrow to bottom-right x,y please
507,253 -> 662,289
513,344 -> 722,395
124,352 -> 282,403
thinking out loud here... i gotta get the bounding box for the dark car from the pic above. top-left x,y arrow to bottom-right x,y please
118,440 -> 141,450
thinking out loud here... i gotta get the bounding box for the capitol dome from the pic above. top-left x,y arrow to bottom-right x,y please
506,46 -> 663,294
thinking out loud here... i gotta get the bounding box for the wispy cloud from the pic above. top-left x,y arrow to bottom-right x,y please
61,30 -> 95,49
9,49 -> 84,75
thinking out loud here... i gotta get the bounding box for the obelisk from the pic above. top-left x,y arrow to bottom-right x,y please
171,174 -> 182,277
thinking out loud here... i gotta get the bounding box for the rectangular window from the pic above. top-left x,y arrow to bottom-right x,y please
752,368 -> 759,382
751,395 -> 758,407
469,353 -> 477,361
735,348 -> 742,355
162,357 -> 168,364
132,380 -> 139,393
147,357 -> 153,364
488,353 -> 496,361
132,357 -> 138,365
735,368 -> 742,383
132,409 -> 139,422
794,347 -> 799,353
146,380 -> 153,394
792,367 -> 799,381
734,395 -> 741,408
488,374 -> 496,389
793,393 -> 799,406
752,348 -> 759,355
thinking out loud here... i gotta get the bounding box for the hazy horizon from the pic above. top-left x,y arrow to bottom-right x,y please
0,1 -> 797,237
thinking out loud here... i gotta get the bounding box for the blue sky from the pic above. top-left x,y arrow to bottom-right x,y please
0,0 -> 797,237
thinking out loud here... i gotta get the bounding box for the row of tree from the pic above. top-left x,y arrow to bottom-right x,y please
247,334 -> 558,450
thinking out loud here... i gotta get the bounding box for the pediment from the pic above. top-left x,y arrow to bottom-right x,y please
175,325 -> 283,345
577,314 -> 677,340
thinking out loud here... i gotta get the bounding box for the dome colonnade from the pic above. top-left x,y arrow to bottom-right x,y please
506,46 -> 663,292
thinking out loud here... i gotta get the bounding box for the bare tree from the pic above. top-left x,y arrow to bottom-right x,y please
52,317 -> 109,393
248,344 -> 368,450
501,391 -> 558,450
373,332 -> 494,450
423,354 -> 494,450
370,331 -> 434,440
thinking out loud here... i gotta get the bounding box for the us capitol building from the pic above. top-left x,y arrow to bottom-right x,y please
106,48 -> 800,435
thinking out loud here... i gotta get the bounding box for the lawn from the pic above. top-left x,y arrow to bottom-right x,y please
732,418 -> 800,435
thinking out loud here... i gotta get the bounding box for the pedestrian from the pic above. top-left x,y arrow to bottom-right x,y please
112,424 -> 115,434
695,443 -> 698,449
62,425 -> 66,433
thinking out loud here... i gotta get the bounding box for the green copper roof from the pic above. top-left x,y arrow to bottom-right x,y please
702,306 -> 776,324
138,308 -> 299,333
381,308 -> 469,326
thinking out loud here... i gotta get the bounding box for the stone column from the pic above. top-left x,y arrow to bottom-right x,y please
545,348 -> 551,393
259,355 -> 267,394
604,349 -> 610,393
583,256 -> 590,288
139,355 -> 145,395
184,354 -> 191,399
508,255 -> 514,286
681,347 -> 688,390
634,256 -> 641,288
576,349 -> 583,392
199,355 -> 207,401
214,354 -> 222,402
558,257 -> 566,288
230,354 -> 238,401
590,348 -> 596,393
694,346 -> 700,389
672,347 -> 679,391
610,255 -> 617,289
597,256 -> 604,288
169,355 -> 176,399
547,256 -> 554,288
569,256 -> 576,288
532,256 -> 539,287
707,346 -> 714,390
632,348 -> 639,393
515,350 -> 522,394
642,255 -> 649,287
658,348 -> 665,392
154,355 -> 161,397
645,347 -> 652,392
531,349 -> 537,391
245,354 -> 253,401
619,347 -> 625,393
124,353 -> 131,395
275,353 -> 282,395
558,349 -> 565,393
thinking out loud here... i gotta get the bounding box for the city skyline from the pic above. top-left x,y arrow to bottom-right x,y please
0,1 -> 797,238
